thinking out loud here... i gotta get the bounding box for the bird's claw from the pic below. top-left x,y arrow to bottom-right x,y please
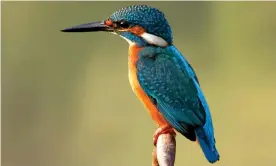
153,125 -> 176,146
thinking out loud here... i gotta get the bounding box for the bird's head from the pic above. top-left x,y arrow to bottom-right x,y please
62,5 -> 173,47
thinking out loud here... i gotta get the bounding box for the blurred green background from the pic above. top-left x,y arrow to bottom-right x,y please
2,1 -> 276,166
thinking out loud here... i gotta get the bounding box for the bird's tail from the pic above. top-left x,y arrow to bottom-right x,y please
195,128 -> 220,163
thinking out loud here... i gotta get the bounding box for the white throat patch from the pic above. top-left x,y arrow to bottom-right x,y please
111,32 -> 135,46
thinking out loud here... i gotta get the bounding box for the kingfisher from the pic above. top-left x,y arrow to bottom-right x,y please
62,5 -> 220,163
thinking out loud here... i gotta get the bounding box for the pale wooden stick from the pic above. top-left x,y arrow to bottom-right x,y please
152,134 -> 176,166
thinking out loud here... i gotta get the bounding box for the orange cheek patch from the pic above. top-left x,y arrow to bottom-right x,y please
129,26 -> 145,36
104,19 -> 113,26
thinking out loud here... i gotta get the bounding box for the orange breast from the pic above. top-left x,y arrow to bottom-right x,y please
128,44 -> 169,127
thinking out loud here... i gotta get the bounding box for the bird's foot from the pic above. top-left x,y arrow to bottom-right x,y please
153,125 -> 176,146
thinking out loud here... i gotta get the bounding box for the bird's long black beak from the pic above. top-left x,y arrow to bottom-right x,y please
61,21 -> 113,32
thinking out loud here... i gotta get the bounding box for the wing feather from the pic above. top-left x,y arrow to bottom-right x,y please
137,51 -> 206,140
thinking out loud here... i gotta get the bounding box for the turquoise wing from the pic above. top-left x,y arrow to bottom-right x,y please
137,50 -> 206,141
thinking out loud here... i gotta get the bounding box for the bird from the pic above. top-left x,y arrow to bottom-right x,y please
61,5 -> 220,163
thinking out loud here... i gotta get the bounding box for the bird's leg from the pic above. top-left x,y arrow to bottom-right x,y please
153,125 -> 176,146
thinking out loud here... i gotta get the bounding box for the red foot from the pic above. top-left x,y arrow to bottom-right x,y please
153,125 -> 176,146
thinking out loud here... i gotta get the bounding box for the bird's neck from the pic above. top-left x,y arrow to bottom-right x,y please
127,44 -> 143,94
130,44 -> 174,59
128,44 -> 143,66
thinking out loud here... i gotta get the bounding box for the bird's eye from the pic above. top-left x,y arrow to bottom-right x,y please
118,21 -> 129,28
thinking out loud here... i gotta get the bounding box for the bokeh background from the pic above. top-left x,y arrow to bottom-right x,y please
2,1 -> 276,166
